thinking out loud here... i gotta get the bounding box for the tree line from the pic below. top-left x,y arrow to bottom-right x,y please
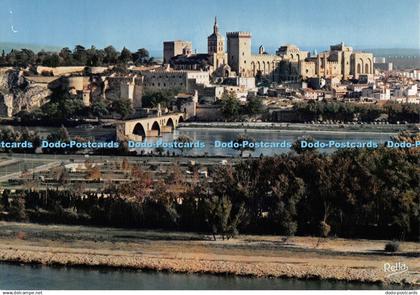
0,46 -> 154,67
293,101 -> 420,123
1,140 -> 418,241
219,91 -> 264,120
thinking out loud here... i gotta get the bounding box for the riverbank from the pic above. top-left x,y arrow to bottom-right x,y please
179,122 -> 416,133
0,222 -> 418,287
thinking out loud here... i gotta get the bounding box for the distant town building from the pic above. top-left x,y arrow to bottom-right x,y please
298,43 -> 374,80
166,18 -> 230,75
374,56 -> 393,71
207,17 -> 229,70
164,18 -> 375,83
142,70 -> 209,92
163,40 -> 192,64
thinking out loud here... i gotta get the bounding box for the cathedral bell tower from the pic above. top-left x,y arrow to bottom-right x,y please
208,16 -> 224,55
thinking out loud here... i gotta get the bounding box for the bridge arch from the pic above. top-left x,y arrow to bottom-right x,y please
151,121 -> 161,136
166,118 -> 175,131
367,58 -> 372,74
116,113 -> 186,141
357,58 -> 363,74
133,123 -> 146,138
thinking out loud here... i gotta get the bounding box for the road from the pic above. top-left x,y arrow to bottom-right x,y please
0,152 -> 237,165
0,152 -> 236,189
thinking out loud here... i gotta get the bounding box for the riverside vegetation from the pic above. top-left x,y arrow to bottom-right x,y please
1,136 -> 419,242
292,101 -> 420,124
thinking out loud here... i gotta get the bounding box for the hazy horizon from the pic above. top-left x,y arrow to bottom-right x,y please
1,42 -> 420,60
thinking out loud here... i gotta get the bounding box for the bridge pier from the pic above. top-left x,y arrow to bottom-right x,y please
146,130 -> 160,137
160,126 -> 173,133
129,134 -> 143,141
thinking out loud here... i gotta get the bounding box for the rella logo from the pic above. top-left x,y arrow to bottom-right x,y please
383,262 -> 408,277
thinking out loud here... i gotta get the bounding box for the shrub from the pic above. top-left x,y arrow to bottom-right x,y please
9,195 -> 28,222
384,241 -> 400,252
319,221 -> 331,238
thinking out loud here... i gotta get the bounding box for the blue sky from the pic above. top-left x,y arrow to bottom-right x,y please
1,0 -> 419,54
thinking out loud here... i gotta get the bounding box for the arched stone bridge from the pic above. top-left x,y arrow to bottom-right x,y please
116,113 -> 185,141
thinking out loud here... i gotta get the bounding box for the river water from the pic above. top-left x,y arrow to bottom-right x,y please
8,125 -> 397,157
158,127 -> 396,156
0,263 -> 389,290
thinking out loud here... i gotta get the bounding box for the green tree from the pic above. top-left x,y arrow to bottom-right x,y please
104,46 -> 118,64
86,46 -> 104,66
270,174 -> 305,236
233,133 -> 255,157
245,97 -> 263,115
0,50 -> 5,65
59,47 -> 74,65
35,50 -> 48,65
48,125 -> 71,142
73,45 -> 87,65
90,100 -> 109,117
204,194 -> 240,240
142,90 -> 177,108
118,47 -> 132,64
132,48 -> 150,65
203,164 -> 253,240
291,136 -> 318,154
42,53 -> 60,67
61,97 -> 85,118
9,48 -> 36,66
175,135 -> 193,155
1,189 -> 10,210
220,91 -> 240,120
111,99 -> 134,118
9,194 -> 28,222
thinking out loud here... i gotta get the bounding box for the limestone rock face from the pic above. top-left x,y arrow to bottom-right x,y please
0,93 -> 14,117
0,69 -> 51,117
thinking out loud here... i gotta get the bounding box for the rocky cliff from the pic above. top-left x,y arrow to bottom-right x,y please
0,69 -> 51,117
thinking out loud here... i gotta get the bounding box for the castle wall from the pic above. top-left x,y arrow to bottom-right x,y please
227,32 -> 252,76
163,41 -> 192,64
36,66 -> 85,76
351,52 -> 374,79
249,55 -> 281,81
106,76 -> 135,100
210,52 -> 228,68
142,71 -> 209,92
296,47 -> 373,81
143,71 -> 187,91
226,32 -> 284,82
66,76 -> 89,91
300,61 -> 316,79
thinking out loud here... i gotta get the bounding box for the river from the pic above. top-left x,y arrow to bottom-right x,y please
152,127 -> 396,156
0,263 -> 390,290
9,125 -> 398,157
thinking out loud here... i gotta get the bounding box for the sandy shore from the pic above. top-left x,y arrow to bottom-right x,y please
0,222 -> 418,287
